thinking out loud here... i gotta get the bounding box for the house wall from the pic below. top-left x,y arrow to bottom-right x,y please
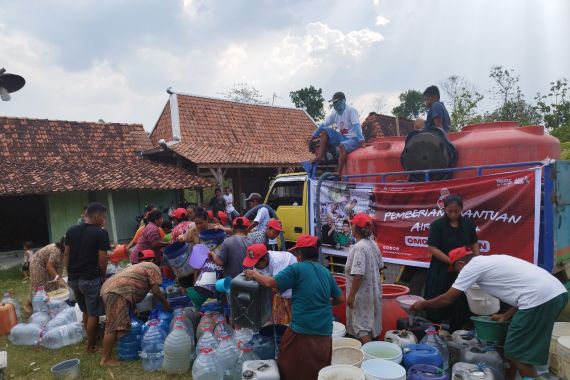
47,192 -> 90,242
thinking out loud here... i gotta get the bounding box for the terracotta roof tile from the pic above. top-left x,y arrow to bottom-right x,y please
362,113 -> 415,137
0,117 -> 212,195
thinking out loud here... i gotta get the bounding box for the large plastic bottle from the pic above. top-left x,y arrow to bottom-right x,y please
40,322 -> 85,349
140,320 -> 167,372
213,315 -> 234,341
118,311 -> 143,361
28,311 -> 49,327
47,299 -> 70,319
170,315 -> 195,341
163,324 -> 194,374
233,328 -> 254,350
9,323 -> 42,346
192,348 -> 223,380
31,287 -> 49,313
196,328 -> 218,353
2,292 -> 22,322
420,326 -> 449,372
196,311 -> 219,340
216,332 -> 239,376
46,307 -> 78,329
231,343 -> 260,380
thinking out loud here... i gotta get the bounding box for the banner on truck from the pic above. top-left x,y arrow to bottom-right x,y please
310,168 -> 542,268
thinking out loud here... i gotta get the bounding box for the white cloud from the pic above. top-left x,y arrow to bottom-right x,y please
376,15 -> 390,26
352,91 -> 401,120
217,43 -> 248,72
372,0 -> 390,26
181,0 -> 206,17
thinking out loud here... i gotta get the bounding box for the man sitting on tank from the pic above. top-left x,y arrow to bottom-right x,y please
310,91 -> 365,175
417,85 -> 451,134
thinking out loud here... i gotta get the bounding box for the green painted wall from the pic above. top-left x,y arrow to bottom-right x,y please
47,192 -> 89,242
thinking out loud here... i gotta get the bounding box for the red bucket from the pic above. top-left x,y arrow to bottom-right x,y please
380,284 -> 410,340
332,275 -> 346,325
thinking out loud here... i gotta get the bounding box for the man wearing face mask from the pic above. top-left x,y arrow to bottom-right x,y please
311,91 -> 364,175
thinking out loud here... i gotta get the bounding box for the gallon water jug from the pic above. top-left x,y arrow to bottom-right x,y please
140,320 -> 166,372
8,323 -> 42,345
241,360 -> 281,380
28,311 -> 49,327
403,344 -> 444,370
460,345 -> 503,374
46,307 -> 78,329
47,299 -> 69,319
452,363 -> 496,380
193,348 -> 224,380
214,315 -> 234,341
249,332 -> 276,360
216,332 -> 240,376
452,331 -> 479,347
156,305 -> 172,332
32,287 -> 49,313
196,328 -> 219,353
408,364 -> 450,380
421,326 -> 449,372
385,330 -> 418,348
163,324 -> 193,374
170,315 -> 195,341
231,343 -> 260,380
0,303 -> 18,336
398,317 -> 450,341
118,311 -> 143,361
234,328 -> 254,349
40,322 -> 85,349
230,273 -> 272,330
446,331 -> 480,368
197,311 -> 220,340
2,292 -> 22,322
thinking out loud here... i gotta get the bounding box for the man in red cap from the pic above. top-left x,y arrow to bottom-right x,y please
100,249 -> 171,366
243,243 -> 297,325
412,249 -> 567,380
209,216 -> 252,278
249,218 -> 282,251
245,234 -> 345,380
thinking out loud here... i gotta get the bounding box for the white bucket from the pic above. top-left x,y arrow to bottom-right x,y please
333,337 -> 363,350
557,336 -> 570,379
318,364 -> 365,380
360,359 -> 406,380
333,321 -> 346,338
332,347 -> 365,367
361,341 -> 402,364
465,284 -> 500,316
551,323 -> 570,375
47,288 -> 70,302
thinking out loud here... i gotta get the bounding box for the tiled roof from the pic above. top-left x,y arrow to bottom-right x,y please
0,117 -> 212,196
150,94 -> 317,167
362,112 -> 415,137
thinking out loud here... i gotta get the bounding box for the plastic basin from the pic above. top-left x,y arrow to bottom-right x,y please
361,359 -> 406,380
333,337 -> 363,350
318,364 -> 365,380
471,316 -> 509,342
332,347 -> 365,367
361,341 -> 402,363
51,358 -> 80,379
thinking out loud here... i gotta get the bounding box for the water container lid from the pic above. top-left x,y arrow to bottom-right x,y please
199,347 -> 213,354
242,370 -> 254,379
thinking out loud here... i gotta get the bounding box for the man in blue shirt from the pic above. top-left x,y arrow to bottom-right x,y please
245,234 -> 345,380
311,91 -> 365,175
423,85 -> 451,133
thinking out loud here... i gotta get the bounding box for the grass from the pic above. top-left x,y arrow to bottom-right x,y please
0,267 -> 191,379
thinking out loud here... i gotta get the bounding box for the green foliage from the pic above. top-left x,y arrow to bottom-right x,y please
392,90 -> 427,119
552,124 -> 570,143
222,82 -> 268,104
440,75 -> 484,131
561,142 -> 570,160
535,78 -> 570,131
289,85 -> 326,121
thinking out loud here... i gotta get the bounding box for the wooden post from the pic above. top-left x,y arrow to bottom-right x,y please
395,117 -> 400,136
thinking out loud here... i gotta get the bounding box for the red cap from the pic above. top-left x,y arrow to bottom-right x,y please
267,219 -> 283,232
172,208 -> 188,220
242,243 -> 268,267
207,210 -> 214,220
217,211 -> 228,225
448,246 -> 472,271
138,249 -> 156,260
351,212 -> 374,228
288,234 -> 318,252
232,216 -> 251,228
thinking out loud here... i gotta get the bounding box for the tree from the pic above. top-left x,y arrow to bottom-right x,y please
535,78 -> 570,132
289,86 -> 325,121
221,82 -> 268,104
392,90 -> 427,119
440,75 -> 484,130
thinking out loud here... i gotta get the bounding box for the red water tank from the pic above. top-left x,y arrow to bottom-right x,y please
344,122 -> 560,180
332,275 -> 346,325
380,284 -> 410,340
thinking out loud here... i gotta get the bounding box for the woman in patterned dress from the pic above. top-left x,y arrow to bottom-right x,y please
26,238 -> 66,312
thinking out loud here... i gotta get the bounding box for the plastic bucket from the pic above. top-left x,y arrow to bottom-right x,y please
333,321 -> 347,338
318,364 -> 365,380
164,242 -> 187,260
189,244 -> 209,269
333,337 -> 363,350
215,277 -> 232,293
557,336 -> 570,379
332,347 -> 365,367
47,288 -> 70,302
361,358 -> 406,380
471,316 -> 509,342
199,229 -> 226,245
361,341 -> 402,363
551,323 -> 570,374
50,358 -> 80,379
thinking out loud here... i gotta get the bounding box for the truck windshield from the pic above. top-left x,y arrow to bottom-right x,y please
267,181 -> 304,210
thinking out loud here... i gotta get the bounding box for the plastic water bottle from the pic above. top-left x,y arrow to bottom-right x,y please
28,311 -> 49,327
118,311 -> 143,361
213,315 -> 233,341
46,307 -> 77,329
163,324 -> 194,374
421,325 -> 449,372
32,287 -> 49,313
196,311 -> 219,340
233,328 -> 254,350
215,332 -> 239,375
47,299 -> 69,319
196,328 -> 218,353
231,343 -> 260,380
9,323 -> 42,346
2,292 -> 22,322
192,348 -> 223,380
170,315 -> 195,340
40,322 -> 85,349
140,320 -> 166,371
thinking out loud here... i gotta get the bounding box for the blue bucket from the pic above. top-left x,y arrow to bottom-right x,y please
199,229 -> 226,246
164,242 -> 188,260
215,277 -> 232,293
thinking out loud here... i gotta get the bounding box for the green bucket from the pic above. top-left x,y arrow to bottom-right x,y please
471,316 -> 509,342
187,287 -> 207,309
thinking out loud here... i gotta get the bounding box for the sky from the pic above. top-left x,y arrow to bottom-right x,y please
1,0 -> 569,131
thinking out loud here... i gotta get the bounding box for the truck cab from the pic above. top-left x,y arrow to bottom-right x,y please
264,173 -> 309,247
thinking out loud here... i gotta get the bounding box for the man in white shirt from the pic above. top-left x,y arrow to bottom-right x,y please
311,91 -> 365,175
245,193 -> 270,233
412,247 -> 568,380
223,187 -> 239,222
